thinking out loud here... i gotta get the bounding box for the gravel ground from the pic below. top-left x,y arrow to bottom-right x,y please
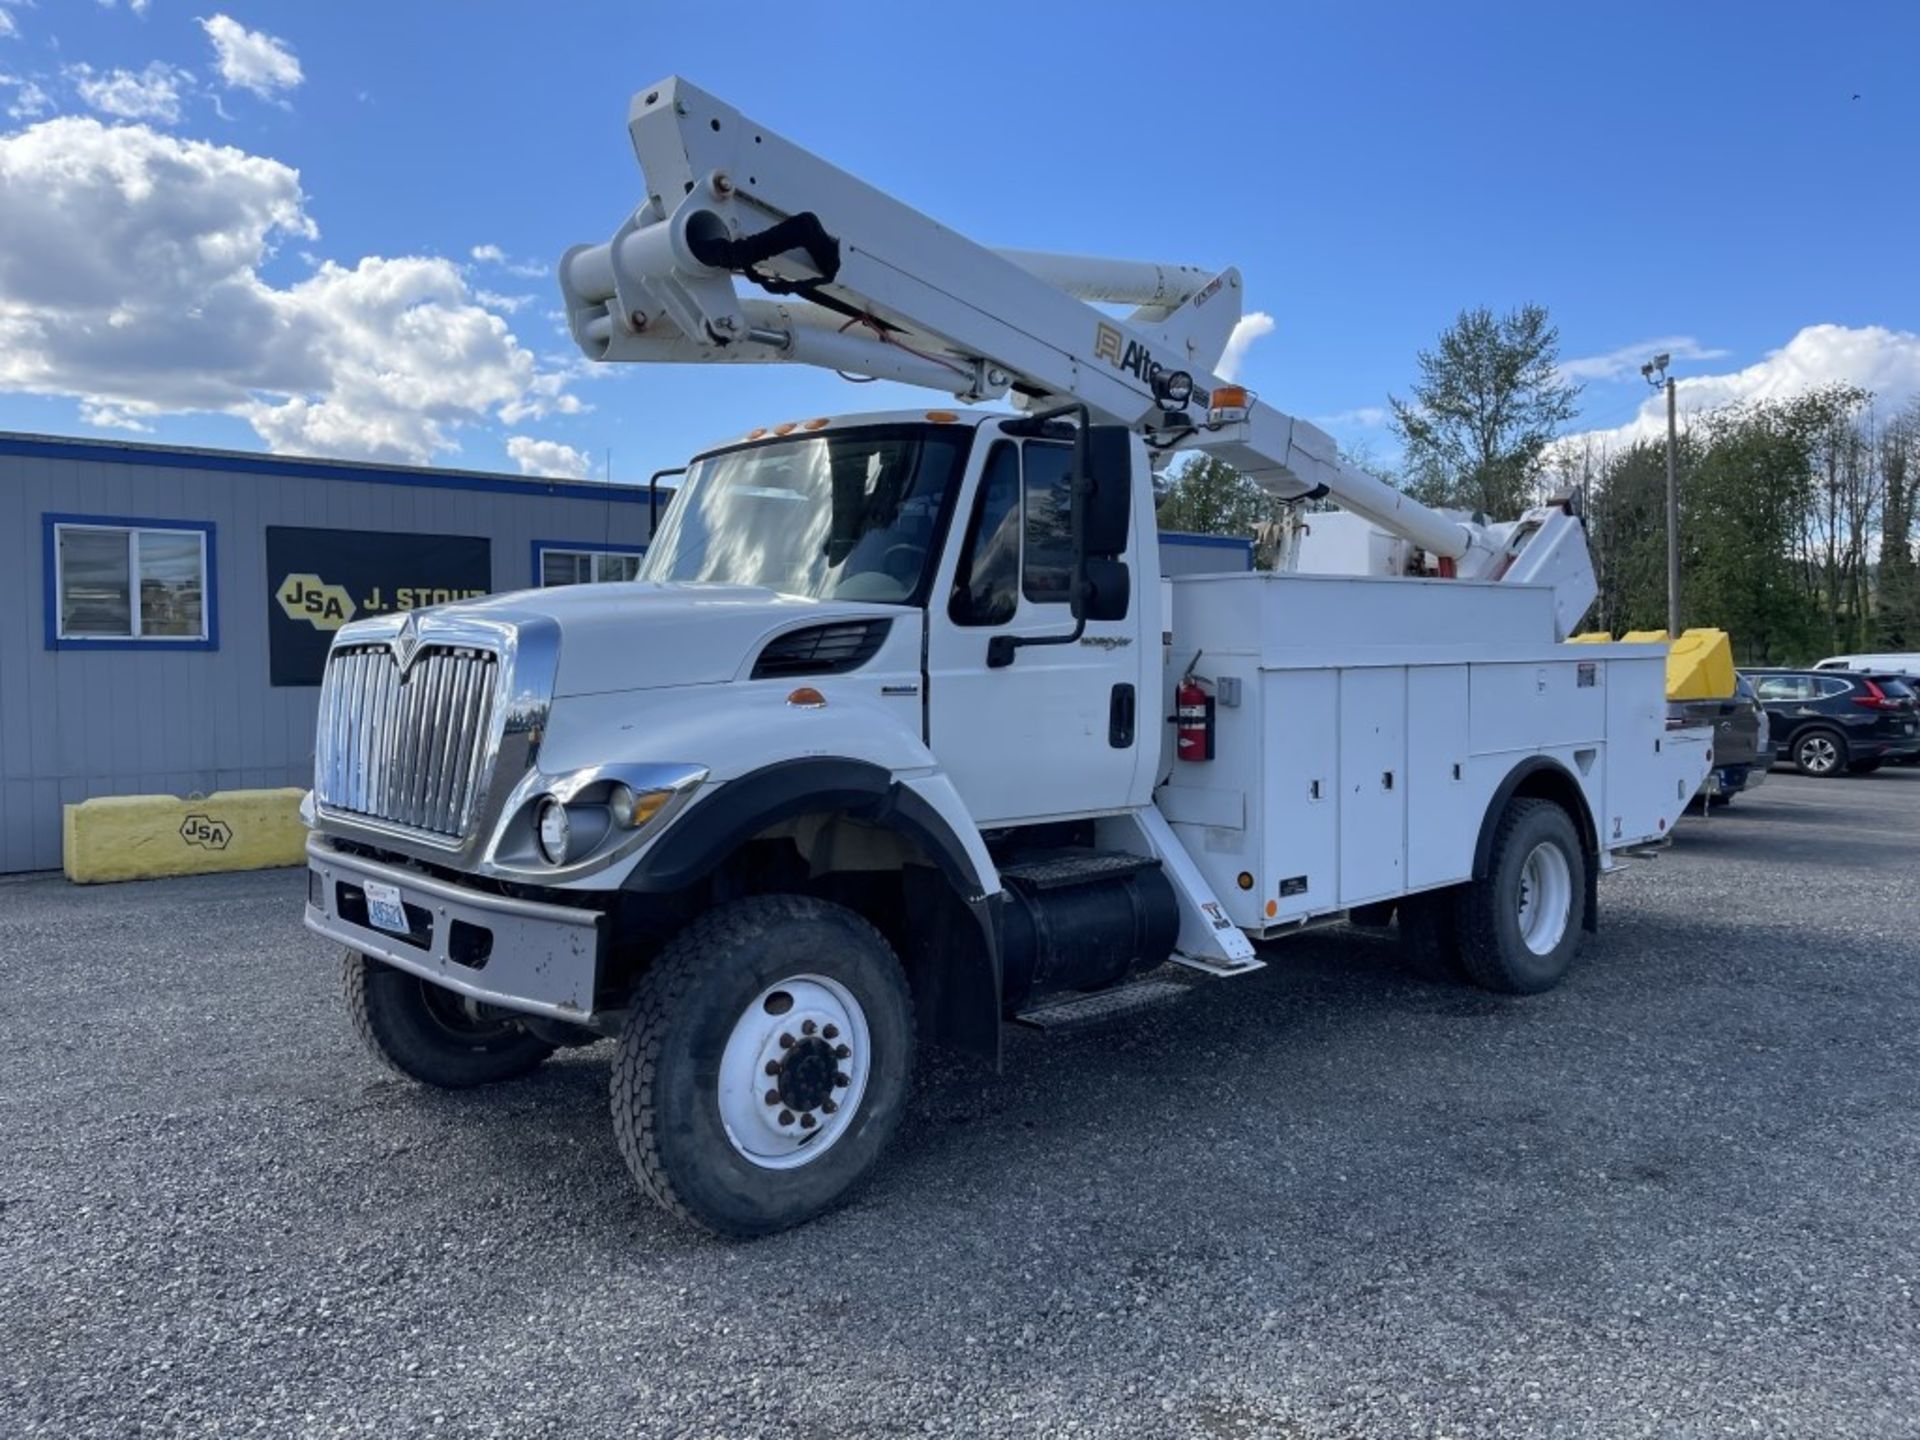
3,769 -> 1918,1439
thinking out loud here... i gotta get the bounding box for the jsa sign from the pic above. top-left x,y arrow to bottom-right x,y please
265,527 -> 491,686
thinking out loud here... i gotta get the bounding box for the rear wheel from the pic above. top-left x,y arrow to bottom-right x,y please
610,895 -> 915,1238
343,952 -> 556,1088
1792,729 -> 1845,777
1456,799 -> 1587,995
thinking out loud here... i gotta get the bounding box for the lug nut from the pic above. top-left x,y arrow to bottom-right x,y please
765,1089 -> 780,1106
802,1020 -> 817,1036
765,1061 -> 780,1077
821,1099 -> 838,1115
834,1072 -> 850,1088
800,1113 -> 817,1129
778,1110 -> 795,1126
834,1044 -> 851,1060
779,1033 -> 795,1050
822,1024 -> 839,1040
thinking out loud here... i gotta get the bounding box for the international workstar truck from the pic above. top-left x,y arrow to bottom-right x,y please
301,78 -> 1710,1236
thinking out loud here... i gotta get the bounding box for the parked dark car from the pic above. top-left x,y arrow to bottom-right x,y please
1746,669 -> 1920,776
1671,673 -> 1773,804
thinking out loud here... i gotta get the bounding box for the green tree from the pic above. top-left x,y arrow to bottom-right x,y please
1389,304 -> 1582,518
1874,401 -> 1919,649
1155,454 -> 1272,537
1586,440 -> 1673,634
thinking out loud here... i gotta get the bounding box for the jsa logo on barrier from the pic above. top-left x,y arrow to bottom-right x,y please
277,574 -> 357,631
179,814 -> 232,850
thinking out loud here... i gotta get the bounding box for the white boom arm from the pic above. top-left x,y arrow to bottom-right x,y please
559,77 -> 1597,637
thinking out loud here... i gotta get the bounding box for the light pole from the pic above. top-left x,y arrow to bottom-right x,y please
1641,353 -> 1680,636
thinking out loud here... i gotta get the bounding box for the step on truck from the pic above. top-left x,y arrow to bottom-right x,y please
301,78 -> 1711,1236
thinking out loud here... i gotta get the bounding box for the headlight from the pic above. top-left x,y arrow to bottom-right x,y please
536,797 -> 572,865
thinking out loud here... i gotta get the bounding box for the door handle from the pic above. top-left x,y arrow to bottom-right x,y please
1109,683 -> 1136,749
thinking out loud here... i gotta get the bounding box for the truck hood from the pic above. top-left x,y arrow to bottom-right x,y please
440,582 -> 905,697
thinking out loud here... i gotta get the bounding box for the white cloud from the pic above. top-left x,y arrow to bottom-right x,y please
80,399 -> 155,431
0,10 -> 16,40
506,435 -> 591,480
68,61 -> 192,123
198,14 -> 301,99
470,241 -> 548,279
1313,405 -> 1390,429
497,367 -> 586,425
1218,310 -> 1275,382
1,74 -> 51,119
0,116 -> 576,464
1557,324 -> 1920,456
475,289 -> 532,313
1555,335 -> 1730,385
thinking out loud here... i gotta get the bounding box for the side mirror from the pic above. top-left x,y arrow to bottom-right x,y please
1080,426 -> 1133,557
1078,557 -> 1131,622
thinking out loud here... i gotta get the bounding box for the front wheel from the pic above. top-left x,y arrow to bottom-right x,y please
610,895 -> 915,1238
343,952 -> 556,1088
1456,799 -> 1588,995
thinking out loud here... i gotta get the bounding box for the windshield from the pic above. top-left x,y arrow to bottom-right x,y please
641,425 -> 969,603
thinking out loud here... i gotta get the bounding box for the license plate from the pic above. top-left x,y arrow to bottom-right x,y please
362,879 -> 409,935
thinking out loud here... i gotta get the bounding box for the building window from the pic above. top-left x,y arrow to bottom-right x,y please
45,514 -> 216,650
533,542 -> 646,587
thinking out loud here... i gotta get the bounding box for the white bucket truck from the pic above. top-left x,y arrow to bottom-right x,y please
302,79 -> 1709,1235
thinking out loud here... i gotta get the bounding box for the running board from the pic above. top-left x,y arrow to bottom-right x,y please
1169,949 -> 1267,978
1013,978 -> 1192,1032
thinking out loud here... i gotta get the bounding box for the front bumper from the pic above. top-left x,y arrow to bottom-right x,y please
304,837 -> 603,1022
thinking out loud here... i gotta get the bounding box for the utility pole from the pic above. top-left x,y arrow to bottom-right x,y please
1642,353 -> 1680,635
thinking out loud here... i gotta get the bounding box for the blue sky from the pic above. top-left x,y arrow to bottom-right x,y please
1,1 -> 1916,482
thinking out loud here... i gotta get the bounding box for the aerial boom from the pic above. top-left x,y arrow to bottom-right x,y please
559,77 -> 1596,633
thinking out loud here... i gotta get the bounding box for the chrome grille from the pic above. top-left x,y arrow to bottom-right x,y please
315,643 -> 499,839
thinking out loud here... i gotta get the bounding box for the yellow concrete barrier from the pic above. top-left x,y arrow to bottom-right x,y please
63,788 -> 307,884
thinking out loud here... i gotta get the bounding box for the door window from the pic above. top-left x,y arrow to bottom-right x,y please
948,441 -> 1021,626
1022,443 -> 1075,605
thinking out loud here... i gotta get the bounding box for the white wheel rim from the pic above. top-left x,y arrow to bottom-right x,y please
1515,841 -> 1573,957
717,974 -> 871,1171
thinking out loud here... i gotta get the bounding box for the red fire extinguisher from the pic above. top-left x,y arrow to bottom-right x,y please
1175,675 -> 1214,762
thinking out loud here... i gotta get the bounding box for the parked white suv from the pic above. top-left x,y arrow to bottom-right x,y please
1816,653 -> 1920,679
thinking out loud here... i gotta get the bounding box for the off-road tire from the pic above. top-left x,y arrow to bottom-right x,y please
343,951 -> 557,1088
1397,886 -> 1466,982
1792,728 -> 1846,777
609,894 -> 916,1239
1455,799 -> 1588,995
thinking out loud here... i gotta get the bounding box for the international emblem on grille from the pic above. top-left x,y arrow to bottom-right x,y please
390,613 -> 422,675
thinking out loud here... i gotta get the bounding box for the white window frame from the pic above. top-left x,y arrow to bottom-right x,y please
534,543 -> 646,587
53,520 -> 211,643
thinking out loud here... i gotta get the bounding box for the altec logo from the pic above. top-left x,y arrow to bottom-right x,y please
1092,322 -> 1161,384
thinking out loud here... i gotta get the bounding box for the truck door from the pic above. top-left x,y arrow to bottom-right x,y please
926,434 -> 1149,825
